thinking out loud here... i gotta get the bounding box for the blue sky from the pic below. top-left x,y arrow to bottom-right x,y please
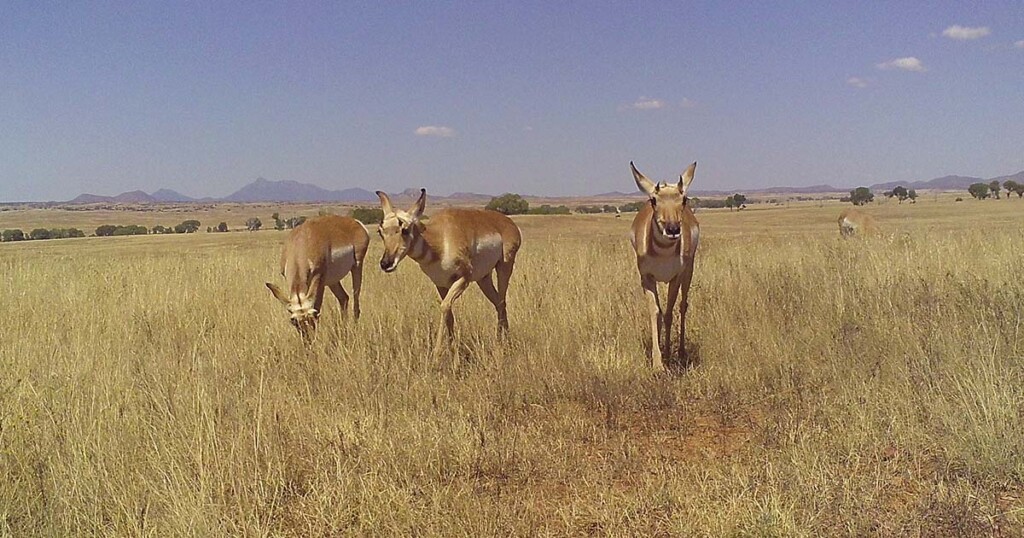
1,2 -> 1022,201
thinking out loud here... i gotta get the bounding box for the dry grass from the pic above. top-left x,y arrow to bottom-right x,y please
2,199 -> 1024,536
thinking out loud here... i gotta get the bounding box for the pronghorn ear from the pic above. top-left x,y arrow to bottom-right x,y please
266,282 -> 289,305
630,161 -> 657,196
409,188 -> 426,221
376,191 -> 395,215
678,161 -> 697,194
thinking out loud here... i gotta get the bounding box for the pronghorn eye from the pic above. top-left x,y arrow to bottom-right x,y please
401,227 -> 410,236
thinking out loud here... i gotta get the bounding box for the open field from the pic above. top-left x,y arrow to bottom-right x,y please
2,199 -> 1024,535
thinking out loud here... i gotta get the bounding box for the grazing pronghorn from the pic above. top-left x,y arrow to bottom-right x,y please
266,215 -> 369,340
376,189 -> 522,365
629,160 -> 700,371
837,208 -> 877,237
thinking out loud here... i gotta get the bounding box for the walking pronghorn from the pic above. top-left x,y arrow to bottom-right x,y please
837,208 -> 877,237
376,189 -> 522,366
266,215 -> 369,341
629,160 -> 700,370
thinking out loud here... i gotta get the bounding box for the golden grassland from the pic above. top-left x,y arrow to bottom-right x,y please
2,199 -> 1024,535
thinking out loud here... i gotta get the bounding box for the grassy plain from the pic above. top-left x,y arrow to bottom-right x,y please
1,198 -> 1023,535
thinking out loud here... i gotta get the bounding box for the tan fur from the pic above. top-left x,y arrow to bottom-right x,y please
266,215 -> 369,340
838,208 -> 877,237
377,189 -> 522,367
629,161 -> 700,370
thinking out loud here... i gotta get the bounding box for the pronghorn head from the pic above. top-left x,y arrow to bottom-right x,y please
375,188 -> 426,273
266,274 -> 322,341
631,161 -> 697,240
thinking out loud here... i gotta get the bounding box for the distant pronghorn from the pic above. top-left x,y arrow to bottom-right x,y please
629,161 -> 700,370
837,208 -> 877,237
266,215 -> 369,340
376,189 -> 522,366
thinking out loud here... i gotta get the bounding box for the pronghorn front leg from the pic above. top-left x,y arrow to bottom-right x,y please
677,259 -> 695,362
433,276 -> 470,363
641,275 -> 665,371
664,276 -> 682,361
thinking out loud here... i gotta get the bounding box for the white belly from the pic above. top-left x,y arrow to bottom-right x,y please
469,233 -> 503,281
323,245 -> 356,283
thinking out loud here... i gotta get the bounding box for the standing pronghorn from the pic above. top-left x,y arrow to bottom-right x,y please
837,208 -> 877,237
376,189 -> 522,365
629,160 -> 700,371
266,215 -> 369,341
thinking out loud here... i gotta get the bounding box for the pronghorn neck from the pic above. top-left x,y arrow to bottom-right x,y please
404,223 -> 437,264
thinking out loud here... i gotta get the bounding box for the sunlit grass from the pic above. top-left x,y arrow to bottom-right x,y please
1,199 -> 1023,535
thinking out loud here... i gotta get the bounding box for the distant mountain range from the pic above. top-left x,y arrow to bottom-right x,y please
68,177 -> 378,204
63,170 -> 1024,205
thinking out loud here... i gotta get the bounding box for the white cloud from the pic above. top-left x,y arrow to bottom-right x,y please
414,125 -> 456,138
629,97 -> 666,110
1015,40 -> 1024,49
876,57 -> 927,72
846,76 -> 868,88
942,25 -> 991,40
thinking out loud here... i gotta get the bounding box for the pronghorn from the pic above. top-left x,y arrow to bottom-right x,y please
376,189 -> 522,365
266,215 -> 369,340
837,208 -> 877,237
629,160 -> 700,371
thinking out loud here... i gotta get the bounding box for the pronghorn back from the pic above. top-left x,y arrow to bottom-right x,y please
280,215 -> 369,295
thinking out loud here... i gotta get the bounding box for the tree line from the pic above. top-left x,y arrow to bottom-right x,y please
846,180 -> 1024,205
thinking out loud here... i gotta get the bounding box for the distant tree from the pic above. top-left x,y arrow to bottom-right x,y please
285,216 -> 307,229
849,187 -> 874,206
485,193 -> 529,215
152,225 -> 168,234
907,189 -> 918,203
245,217 -> 262,231
968,183 -> 991,200
351,207 -> 384,224
619,201 -> 646,212
2,229 -> 25,242
206,226 -> 212,233
732,193 -> 747,206
175,220 -> 201,233
96,224 -> 118,237
891,185 -> 909,203
724,196 -> 735,211
989,180 -> 1002,199
216,222 -> 228,233
955,197 -> 964,202
1004,180 -> 1021,199
271,212 -> 284,230
575,205 -> 604,214
29,228 -> 51,240
602,204 -> 617,213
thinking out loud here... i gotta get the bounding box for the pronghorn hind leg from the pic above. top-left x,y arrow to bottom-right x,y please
494,260 -> 514,334
677,259 -> 696,364
641,275 -> 665,371
350,263 -> 363,320
664,276 -> 682,362
328,282 -> 350,318
434,277 -> 470,367
476,273 -> 507,336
